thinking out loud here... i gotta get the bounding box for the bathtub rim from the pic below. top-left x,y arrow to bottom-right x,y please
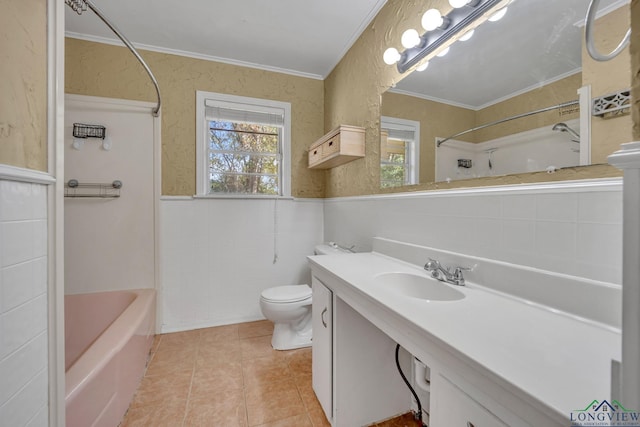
64,288 -> 155,403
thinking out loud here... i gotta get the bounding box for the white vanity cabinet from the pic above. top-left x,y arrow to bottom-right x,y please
311,274 -> 408,427
306,251 -> 598,427
430,373 -> 510,427
311,276 -> 332,421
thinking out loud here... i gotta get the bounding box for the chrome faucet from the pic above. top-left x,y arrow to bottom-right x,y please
424,258 -> 470,286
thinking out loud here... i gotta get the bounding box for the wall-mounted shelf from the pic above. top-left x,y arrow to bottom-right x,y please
308,125 -> 365,169
592,89 -> 630,118
64,179 -> 122,198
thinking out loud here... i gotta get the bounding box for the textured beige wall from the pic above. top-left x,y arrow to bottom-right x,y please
583,6 -> 632,163
325,1 -> 627,197
65,38 -> 325,197
0,0 -> 47,171
324,0 -> 452,197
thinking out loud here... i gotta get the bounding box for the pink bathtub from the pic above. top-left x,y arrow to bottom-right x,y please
65,289 -> 156,427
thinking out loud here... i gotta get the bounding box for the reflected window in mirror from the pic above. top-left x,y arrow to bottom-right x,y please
380,116 -> 420,188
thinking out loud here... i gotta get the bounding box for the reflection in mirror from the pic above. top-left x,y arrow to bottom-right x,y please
380,0 -> 629,187
380,116 -> 420,188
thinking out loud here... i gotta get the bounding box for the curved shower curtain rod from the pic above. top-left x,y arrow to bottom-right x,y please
66,0 -> 162,117
437,100 -> 579,147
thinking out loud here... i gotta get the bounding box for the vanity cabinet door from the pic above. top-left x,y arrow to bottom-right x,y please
312,276 -> 332,421
431,373 -> 509,427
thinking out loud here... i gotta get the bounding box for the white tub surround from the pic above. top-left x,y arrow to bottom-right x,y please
608,141 -> 640,413
64,95 -> 159,296
308,239 -> 621,426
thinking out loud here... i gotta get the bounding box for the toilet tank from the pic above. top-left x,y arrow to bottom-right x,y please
314,243 -> 353,255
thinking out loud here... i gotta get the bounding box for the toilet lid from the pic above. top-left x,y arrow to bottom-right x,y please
261,285 -> 311,303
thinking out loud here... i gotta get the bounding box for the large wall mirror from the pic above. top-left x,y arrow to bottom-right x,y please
380,0 -> 630,188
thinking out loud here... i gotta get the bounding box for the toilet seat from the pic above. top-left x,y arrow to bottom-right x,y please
261,285 -> 311,303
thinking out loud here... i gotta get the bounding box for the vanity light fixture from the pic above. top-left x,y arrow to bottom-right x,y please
401,29 -> 421,49
449,0 -> 481,8
436,46 -> 451,57
459,29 -> 475,41
422,8 -> 448,32
488,7 -> 508,22
384,0 -> 510,73
383,47 -> 402,65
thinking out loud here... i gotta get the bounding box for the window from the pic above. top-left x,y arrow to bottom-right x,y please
380,116 -> 420,188
196,91 -> 291,196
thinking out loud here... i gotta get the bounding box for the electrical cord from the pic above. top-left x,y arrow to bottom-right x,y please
395,344 -> 425,426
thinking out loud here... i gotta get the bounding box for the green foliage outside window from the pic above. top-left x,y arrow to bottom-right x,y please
380,152 -> 406,188
208,121 -> 280,195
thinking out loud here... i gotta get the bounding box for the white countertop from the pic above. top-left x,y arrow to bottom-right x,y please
308,251 -> 622,423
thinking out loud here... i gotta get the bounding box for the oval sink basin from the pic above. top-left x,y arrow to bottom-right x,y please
373,272 -> 465,301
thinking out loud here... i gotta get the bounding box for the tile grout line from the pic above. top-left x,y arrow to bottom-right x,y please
181,331 -> 201,427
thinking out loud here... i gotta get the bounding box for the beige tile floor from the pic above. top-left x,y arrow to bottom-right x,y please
120,320 -> 330,427
120,319 -> 419,427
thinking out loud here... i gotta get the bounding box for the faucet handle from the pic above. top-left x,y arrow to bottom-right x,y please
424,258 -> 440,270
452,265 -> 475,285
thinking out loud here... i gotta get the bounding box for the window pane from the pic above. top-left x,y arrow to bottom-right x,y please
209,121 -> 279,154
209,153 -> 279,175
209,173 -> 279,195
380,164 -> 405,188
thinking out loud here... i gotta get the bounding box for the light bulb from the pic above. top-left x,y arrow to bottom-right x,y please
437,46 -> 450,57
416,62 -> 429,71
401,29 -> 421,49
459,29 -> 474,41
488,7 -> 508,22
383,47 -> 401,65
422,9 -> 443,31
449,0 -> 470,8
72,138 -> 84,150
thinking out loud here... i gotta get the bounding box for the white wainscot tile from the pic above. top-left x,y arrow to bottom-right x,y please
0,332 -> 47,403
0,181 -> 32,222
536,193 -> 577,222
30,184 -> 47,220
461,195 -> 502,219
1,221 -> 34,268
578,191 -> 623,224
442,216 -> 477,254
501,194 -> 536,220
535,221 -> 577,259
1,261 -> 35,312
0,368 -> 47,427
501,219 -> 536,254
32,220 -> 47,259
577,223 -> 622,270
470,218 -> 503,258
25,404 -> 48,427
0,295 -> 47,359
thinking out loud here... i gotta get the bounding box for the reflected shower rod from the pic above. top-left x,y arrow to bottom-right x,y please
437,100 -> 579,147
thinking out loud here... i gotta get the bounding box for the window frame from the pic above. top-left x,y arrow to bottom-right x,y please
380,116 -> 421,187
196,91 -> 291,197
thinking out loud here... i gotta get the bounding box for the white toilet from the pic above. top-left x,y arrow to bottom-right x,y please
260,243 -> 352,350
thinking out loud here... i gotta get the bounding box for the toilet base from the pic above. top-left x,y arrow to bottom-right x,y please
271,321 -> 312,350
